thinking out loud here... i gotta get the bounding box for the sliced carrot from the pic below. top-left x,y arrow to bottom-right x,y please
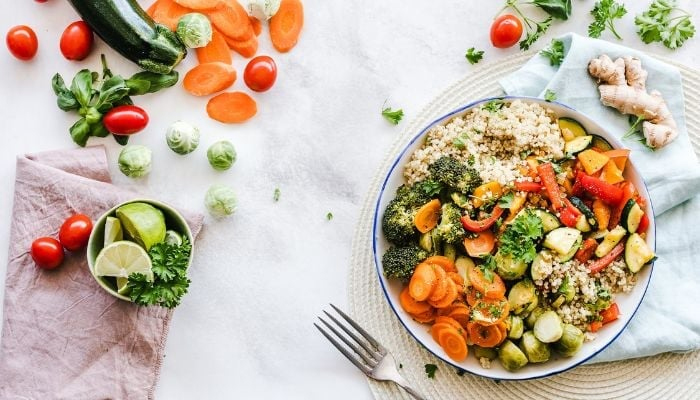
465,286 -> 482,307
152,0 -> 192,31
224,34 -> 258,58
174,0 -> 222,9
410,309 -> 436,324
424,255 -> 456,273
196,29 -> 232,64
463,230 -> 495,258
146,0 -> 159,18
495,321 -> 508,345
470,296 -> 509,326
438,327 -> 469,361
183,62 -> 237,96
250,16 -> 262,36
206,91 -> 257,123
269,0 -> 304,52
448,306 -> 471,329
206,0 -> 254,40
447,272 -> 464,288
467,262 -> 505,300
414,199 -> 441,234
428,278 -> 458,309
408,262 -> 436,302
399,287 -> 431,315
427,265 -> 448,303
434,316 -> 468,342
430,322 -> 455,343
467,321 -> 503,348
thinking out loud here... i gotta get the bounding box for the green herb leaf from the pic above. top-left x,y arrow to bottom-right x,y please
273,188 -> 281,202
483,99 -> 505,113
69,118 -> 91,147
420,180 -> 444,197
52,74 -> 80,111
544,89 -> 557,102
126,70 -> 179,95
465,47 -> 484,65
113,133 -> 129,146
499,210 -> 544,264
326,212 -> 334,221
498,192 -> 515,208
540,38 -> 565,66
382,106 -> 404,125
90,121 -> 110,138
453,131 -> 471,150
589,0 -> 627,40
70,69 -> 95,107
128,238 -> 192,308
635,0 -> 695,49
425,363 -> 438,379
533,0 -> 572,20
520,17 -> 552,50
479,255 -> 497,283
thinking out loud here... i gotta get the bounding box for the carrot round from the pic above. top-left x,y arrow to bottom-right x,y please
465,286 -> 482,307
428,278 -> 458,309
206,1 -> 253,40
269,0 -> 304,52
467,321 -> 503,348
414,199 -> 441,234
399,287 -> 431,315
470,297 -> 509,326
424,255 -> 456,273
427,265 -> 448,303
196,29 -> 232,64
411,309 -> 436,324
430,322 -> 454,343
224,34 -> 258,58
206,91 -> 257,123
152,0 -> 192,31
438,327 -> 468,361
447,272 -> 464,288
463,230 -> 496,258
467,262 -> 505,299
250,16 -> 262,36
408,262 -> 436,302
146,0 -> 159,17
448,306 -> 470,329
174,0 -> 222,9
183,62 -> 237,96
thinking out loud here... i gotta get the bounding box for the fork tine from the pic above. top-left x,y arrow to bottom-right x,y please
329,303 -> 384,351
317,317 -> 378,366
314,322 -> 371,374
322,310 -> 379,357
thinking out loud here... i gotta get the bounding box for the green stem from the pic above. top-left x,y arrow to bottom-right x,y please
608,20 -> 622,40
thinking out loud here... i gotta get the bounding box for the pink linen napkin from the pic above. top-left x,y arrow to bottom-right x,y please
0,146 -> 203,400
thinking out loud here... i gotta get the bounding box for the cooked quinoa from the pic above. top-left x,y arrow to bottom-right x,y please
404,100 -> 565,186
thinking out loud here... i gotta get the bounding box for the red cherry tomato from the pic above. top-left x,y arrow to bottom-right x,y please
60,21 -> 93,61
59,214 -> 93,251
31,237 -> 64,269
6,25 -> 38,61
244,55 -> 277,92
103,105 -> 149,135
490,14 -> 523,49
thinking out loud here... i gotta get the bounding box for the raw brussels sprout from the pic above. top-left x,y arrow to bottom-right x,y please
498,340 -> 529,372
534,310 -> 564,343
207,140 -> 237,171
247,0 -> 281,20
554,323 -> 585,357
118,145 -> 152,178
519,331 -> 551,363
508,279 -> 538,316
176,13 -> 212,48
166,121 -> 200,155
205,184 -> 237,217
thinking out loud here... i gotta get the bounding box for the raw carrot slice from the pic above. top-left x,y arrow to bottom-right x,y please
414,199 -> 441,234
463,230 -> 495,258
206,91 -> 257,123
250,16 -> 262,36
146,0 -> 159,17
438,327 -> 469,361
428,278 -> 458,309
467,322 -> 503,348
224,34 -> 258,58
410,309 -> 436,324
424,255 -> 456,273
269,0 -> 304,52
183,62 -> 237,96
152,0 -> 192,31
467,262 -> 505,300
399,287 -> 431,315
196,29 -> 232,64
427,265 -> 448,303
207,0 -> 254,40
408,262 -> 436,302
174,0 -> 222,9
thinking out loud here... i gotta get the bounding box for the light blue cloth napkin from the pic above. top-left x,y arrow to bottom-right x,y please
500,33 -> 700,363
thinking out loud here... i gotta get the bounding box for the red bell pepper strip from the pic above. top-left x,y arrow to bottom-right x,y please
588,241 -> 626,274
559,206 -> 579,228
574,238 -> 598,263
577,172 -> 624,206
637,213 -> 650,234
460,206 -> 504,232
608,181 -> 636,229
537,163 -> 564,210
589,321 -> 603,332
601,303 -> 620,325
514,181 -> 543,192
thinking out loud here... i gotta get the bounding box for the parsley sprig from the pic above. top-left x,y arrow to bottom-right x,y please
498,209 -> 544,264
540,38 -> 565,66
425,363 -> 438,378
589,0 -> 627,40
544,89 -> 557,102
381,103 -> 404,125
502,0 -> 571,50
635,0 -> 695,49
465,47 -> 484,65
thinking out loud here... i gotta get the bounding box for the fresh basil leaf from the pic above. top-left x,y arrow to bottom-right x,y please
533,0 -> 571,20
125,79 -> 151,96
113,133 -> 129,146
52,74 -> 80,111
127,71 -> 179,95
84,107 -> 102,125
70,69 -> 94,107
97,75 -> 130,112
70,118 -> 91,147
90,121 -> 110,138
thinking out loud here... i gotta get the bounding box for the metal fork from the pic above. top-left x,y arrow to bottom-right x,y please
314,304 -> 426,400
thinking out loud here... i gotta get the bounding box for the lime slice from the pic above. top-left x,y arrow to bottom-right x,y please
116,202 -> 166,251
104,216 -> 123,247
116,277 -> 130,295
94,241 -> 153,281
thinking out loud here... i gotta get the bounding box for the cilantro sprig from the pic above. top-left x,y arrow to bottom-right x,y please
589,0 -> 628,40
465,47 -> 484,65
635,0 -> 695,49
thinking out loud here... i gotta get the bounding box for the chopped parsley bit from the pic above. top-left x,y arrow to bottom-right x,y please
489,305 -> 503,318
589,0 -> 627,40
544,89 -> 557,102
623,115 -> 656,151
540,38 -> 565,66
420,179 -> 444,196
557,275 -> 571,294
456,368 -> 466,376
452,131 -> 470,150
482,99 -> 505,113
273,187 -> 281,202
425,363 -> 438,379
326,212 -> 334,221
519,150 -> 530,160
467,154 -> 476,166
498,192 -> 514,208
479,254 -> 498,283
381,104 -> 404,125
465,47 -> 484,65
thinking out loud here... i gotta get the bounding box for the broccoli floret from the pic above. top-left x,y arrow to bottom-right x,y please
382,245 -> 428,280
395,183 -> 431,207
428,156 -> 482,194
381,183 -> 432,245
434,202 -> 466,245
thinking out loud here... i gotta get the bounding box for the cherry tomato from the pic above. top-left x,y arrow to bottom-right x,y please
31,237 -> 64,269
60,21 -> 93,61
244,55 -> 277,92
490,14 -> 523,49
6,25 -> 38,61
59,214 -> 93,251
103,105 -> 149,135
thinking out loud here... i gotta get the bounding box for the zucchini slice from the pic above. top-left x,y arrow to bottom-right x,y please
569,196 -> 598,230
621,199 -> 645,233
595,225 -> 627,258
575,215 -> 592,233
555,235 -> 582,262
544,227 -> 582,255
591,134 -> 614,151
559,118 -> 587,140
532,209 -> 561,233
564,135 -> 593,156
625,233 -> 656,272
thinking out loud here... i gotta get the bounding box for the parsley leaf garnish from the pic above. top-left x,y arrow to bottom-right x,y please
425,363 -> 438,378
479,254 -> 498,283
635,0 -> 695,49
465,47 -> 484,65
273,187 -> 281,202
382,105 -> 404,125
498,192 -> 515,208
589,0 -> 627,40
483,99 -> 505,113
521,17 -> 553,50
326,212 -> 334,221
544,89 -> 557,102
453,131 -> 471,150
499,210 -> 544,264
540,38 -> 565,66
420,180 -> 444,196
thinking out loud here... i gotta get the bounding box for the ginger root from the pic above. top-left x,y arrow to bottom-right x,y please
588,54 -> 677,148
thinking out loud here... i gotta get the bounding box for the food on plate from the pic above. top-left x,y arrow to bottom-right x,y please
382,99 -> 655,371
183,62 -> 237,96
59,214 -> 94,251
60,21 -> 94,61
206,91 -> 257,123
67,0 -> 186,73
588,54 -> 677,148
205,184 -> 237,217
176,13 -> 213,48
166,120 -> 201,154
244,55 -> 277,92
118,145 -> 153,178
490,14 -> 523,48
207,140 -> 237,170
103,105 -> 150,135
269,0 -> 304,52
6,25 -> 38,61
30,237 -> 65,269
247,0 -> 281,20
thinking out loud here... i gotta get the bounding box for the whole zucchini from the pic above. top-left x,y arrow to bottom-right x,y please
67,0 -> 186,73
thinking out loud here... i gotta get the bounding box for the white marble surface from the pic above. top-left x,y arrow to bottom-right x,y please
1,1 -> 699,399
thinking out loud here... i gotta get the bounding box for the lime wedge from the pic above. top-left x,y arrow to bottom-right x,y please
94,241 -> 153,281
116,277 -> 130,295
104,216 -> 123,247
116,202 -> 166,251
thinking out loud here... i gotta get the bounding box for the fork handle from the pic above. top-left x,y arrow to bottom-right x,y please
395,382 -> 426,400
